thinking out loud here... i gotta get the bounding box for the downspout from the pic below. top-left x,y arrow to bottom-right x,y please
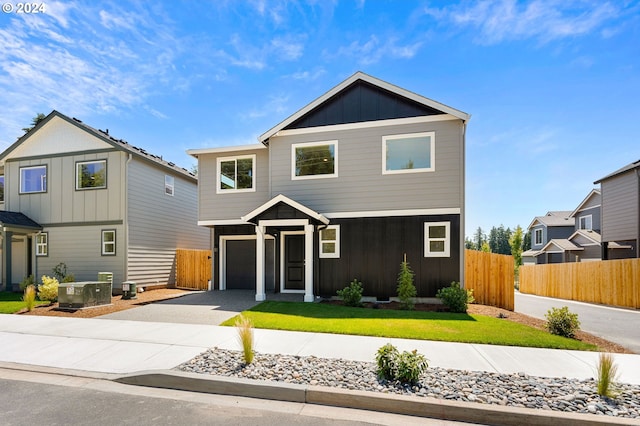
124,153 -> 132,284
460,120 -> 467,288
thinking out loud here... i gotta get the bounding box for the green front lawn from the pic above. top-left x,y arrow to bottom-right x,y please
0,291 -> 49,314
222,301 -> 597,351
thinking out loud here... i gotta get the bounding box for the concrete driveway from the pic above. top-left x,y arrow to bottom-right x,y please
515,291 -> 640,354
98,290 -> 303,325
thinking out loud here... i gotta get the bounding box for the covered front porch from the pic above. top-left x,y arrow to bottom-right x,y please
0,211 -> 43,292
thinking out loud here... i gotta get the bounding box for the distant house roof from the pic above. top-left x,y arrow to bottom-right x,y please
569,189 -> 601,218
540,239 -> 583,253
258,71 -> 470,144
1,111 -> 196,182
527,211 -> 574,230
0,211 -> 42,231
569,229 -> 601,244
594,159 -> 640,184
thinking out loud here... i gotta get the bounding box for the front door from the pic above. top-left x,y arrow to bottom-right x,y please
283,234 -> 304,291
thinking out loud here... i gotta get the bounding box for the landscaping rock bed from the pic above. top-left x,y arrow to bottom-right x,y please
178,348 -> 640,419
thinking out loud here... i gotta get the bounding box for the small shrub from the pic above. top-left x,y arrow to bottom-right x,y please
62,273 -> 75,283
19,274 -> 35,291
23,285 -> 36,312
235,314 -> 254,364
596,353 -> 619,398
337,279 -> 363,307
436,282 -> 474,313
545,306 -> 580,338
375,344 -> 428,384
52,263 -> 68,282
396,260 -> 416,310
37,275 -> 59,303
375,343 -> 399,380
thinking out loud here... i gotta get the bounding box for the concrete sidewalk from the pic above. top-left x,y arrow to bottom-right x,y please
1,315 -> 640,384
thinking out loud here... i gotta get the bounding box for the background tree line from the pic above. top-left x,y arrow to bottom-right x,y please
465,225 -> 531,268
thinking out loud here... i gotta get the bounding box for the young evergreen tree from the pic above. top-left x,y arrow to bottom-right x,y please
509,225 -> 524,268
397,257 -> 416,310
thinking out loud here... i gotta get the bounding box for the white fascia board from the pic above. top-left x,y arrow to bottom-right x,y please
568,189 -> 601,218
241,194 -> 329,225
187,144 -> 265,158
324,208 -> 460,219
259,71 -> 470,143
274,115 -> 458,138
198,219 -> 249,226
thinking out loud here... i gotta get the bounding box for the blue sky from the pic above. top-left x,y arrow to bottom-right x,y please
1,1 -> 639,237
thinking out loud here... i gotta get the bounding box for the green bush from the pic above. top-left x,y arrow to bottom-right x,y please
375,344 -> 428,384
396,260 -> 416,310
52,262 -> 75,282
545,306 -> 580,338
19,274 -> 35,291
37,275 -> 59,302
62,273 -> 75,283
337,279 -> 363,307
436,282 -> 474,313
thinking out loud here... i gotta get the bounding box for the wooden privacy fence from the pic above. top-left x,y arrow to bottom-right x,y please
520,259 -> 640,309
176,249 -> 212,290
465,249 -> 515,311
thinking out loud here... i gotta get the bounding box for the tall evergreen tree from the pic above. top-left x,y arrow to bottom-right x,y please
473,227 -> 486,251
22,113 -> 46,133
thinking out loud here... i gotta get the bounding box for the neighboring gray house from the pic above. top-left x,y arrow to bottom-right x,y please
594,160 -> 640,260
522,211 -> 575,264
0,110 -> 210,292
188,72 -> 470,302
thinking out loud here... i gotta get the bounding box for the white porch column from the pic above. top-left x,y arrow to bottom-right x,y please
304,223 -> 314,302
255,224 -> 266,302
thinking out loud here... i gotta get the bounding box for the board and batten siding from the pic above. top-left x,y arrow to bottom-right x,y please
601,171 -> 639,243
35,224 -> 125,287
126,158 -> 210,287
268,119 -> 463,213
197,148 -> 270,221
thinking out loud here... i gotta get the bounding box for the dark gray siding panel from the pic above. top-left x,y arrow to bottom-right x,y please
317,215 -> 460,299
547,226 -> 574,241
575,206 -> 601,233
601,171 -> 639,243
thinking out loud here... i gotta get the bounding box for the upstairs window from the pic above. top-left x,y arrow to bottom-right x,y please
579,215 -> 592,231
534,229 -> 543,245
76,160 -> 107,190
0,175 -> 4,202
319,225 -> 340,258
217,155 -> 255,193
20,165 -> 47,194
383,132 -> 435,174
424,222 -> 450,257
165,175 -> 175,196
292,141 -> 337,180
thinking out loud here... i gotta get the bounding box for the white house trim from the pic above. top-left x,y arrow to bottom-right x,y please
187,143 -> 266,157
242,194 -> 329,225
279,230 -> 306,295
198,219 -> 249,226
323,208 -> 460,219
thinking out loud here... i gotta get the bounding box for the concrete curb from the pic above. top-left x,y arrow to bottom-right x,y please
114,370 -> 639,426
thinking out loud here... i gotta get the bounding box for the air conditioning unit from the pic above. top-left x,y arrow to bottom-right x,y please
58,281 -> 112,310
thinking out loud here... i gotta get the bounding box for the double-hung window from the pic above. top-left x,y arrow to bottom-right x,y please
76,160 -> 107,190
36,233 -> 48,256
424,222 -> 450,257
102,230 -> 116,255
165,175 -> 175,196
579,215 -> 592,230
217,155 -> 255,193
20,165 -> 47,193
319,225 -> 340,258
383,132 -> 435,174
292,141 -> 337,180
534,229 -> 543,246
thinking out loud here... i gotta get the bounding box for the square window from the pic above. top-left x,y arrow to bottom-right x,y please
36,233 -> 48,256
292,141 -> 337,180
217,155 -> 255,193
383,132 -> 435,174
424,222 -> 450,257
102,230 -> 116,256
76,160 -> 107,190
319,225 -> 340,258
20,166 -> 47,193
165,175 -> 175,196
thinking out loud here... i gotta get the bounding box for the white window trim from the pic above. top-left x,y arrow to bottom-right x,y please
579,215 -> 592,230
19,165 -> 47,194
291,140 -> 338,180
216,154 -> 256,194
36,232 -> 48,257
424,221 -> 450,257
165,175 -> 175,196
382,131 -> 435,175
534,228 -> 543,246
76,160 -> 107,190
101,230 -> 116,256
319,225 -> 340,258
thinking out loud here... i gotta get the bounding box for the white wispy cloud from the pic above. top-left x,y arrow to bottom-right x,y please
332,35 -> 422,65
241,94 -> 290,120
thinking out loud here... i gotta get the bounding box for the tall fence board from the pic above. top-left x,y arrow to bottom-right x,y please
465,250 -> 515,311
520,259 -> 640,309
176,249 -> 212,290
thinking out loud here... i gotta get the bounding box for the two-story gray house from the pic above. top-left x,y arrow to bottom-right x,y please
594,160 -> 640,260
188,72 -> 470,302
0,111 -> 210,292
522,211 -> 575,264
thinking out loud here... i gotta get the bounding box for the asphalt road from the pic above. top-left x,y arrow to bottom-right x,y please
0,369 -> 470,426
515,291 -> 640,354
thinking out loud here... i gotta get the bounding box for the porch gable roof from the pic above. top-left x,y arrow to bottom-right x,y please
241,194 -> 329,226
0,211 -> 42,232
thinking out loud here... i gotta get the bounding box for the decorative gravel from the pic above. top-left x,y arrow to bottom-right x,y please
177,348 -> 640,419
